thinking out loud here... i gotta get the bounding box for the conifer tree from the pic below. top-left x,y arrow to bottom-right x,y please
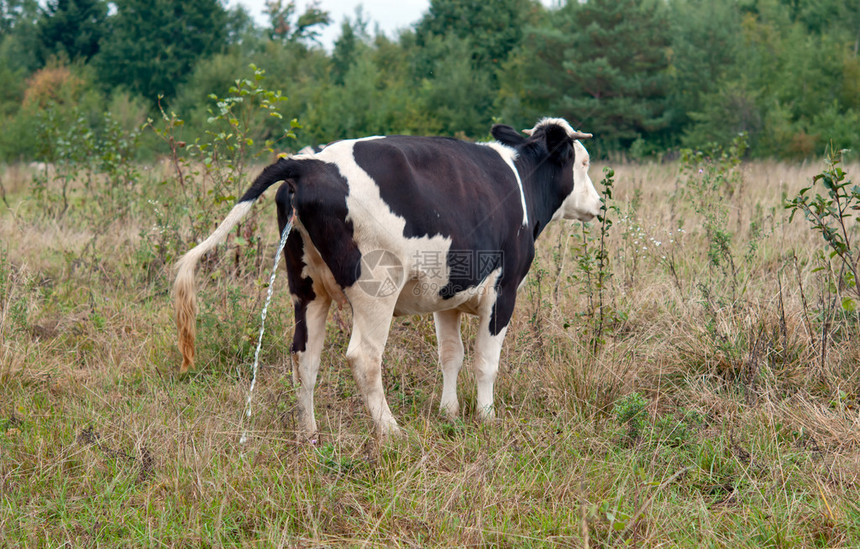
36,0 -> 107,64
95,0 -> 227,102
555,0 -> 672,149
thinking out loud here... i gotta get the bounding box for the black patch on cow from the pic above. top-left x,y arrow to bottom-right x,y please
289,158 -> 363,292
276,183 -> 314,353
491,125 -> 526,147
539,124 -> 575,165
493,123 -> 574,166
291,300 -> 309,354
490,281 -> 518,336
515,135 -> 576,241
488,234 -> 535,335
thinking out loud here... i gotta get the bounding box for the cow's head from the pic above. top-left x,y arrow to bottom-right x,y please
493,118 -> 602,222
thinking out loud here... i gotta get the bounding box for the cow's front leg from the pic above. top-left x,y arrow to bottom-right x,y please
473,321 -> 508,420
473,283 -> 516,420
433,309 -> 464,418
344,293 -> 400,436
290,295 -> 331,437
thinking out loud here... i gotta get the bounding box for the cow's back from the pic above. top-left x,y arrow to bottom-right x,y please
318,135 -> 524,246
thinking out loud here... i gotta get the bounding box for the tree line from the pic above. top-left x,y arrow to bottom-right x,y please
1,0 -> 859,160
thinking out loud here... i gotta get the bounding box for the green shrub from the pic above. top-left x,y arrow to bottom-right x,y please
786,149 -> 859,314
612,392 -> 648,441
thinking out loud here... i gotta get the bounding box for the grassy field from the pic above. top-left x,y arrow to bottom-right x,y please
1,153 -> 859,547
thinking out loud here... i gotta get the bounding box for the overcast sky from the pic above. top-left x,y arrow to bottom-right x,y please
228,0 -> 432,49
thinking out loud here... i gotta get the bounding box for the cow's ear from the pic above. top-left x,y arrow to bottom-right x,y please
491,124 -> 526,147
542,123 -> 574,164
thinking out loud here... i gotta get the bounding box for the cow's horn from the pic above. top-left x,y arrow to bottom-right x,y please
572,131 -> 593,140
522,128 -> 534,136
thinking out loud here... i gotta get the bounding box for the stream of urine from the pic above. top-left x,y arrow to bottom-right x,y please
240,216 -> 294,445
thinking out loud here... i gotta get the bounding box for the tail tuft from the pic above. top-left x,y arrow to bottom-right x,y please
174,253 -> 198,372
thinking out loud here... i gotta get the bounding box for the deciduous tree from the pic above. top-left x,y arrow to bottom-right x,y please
265,0 -> 330,45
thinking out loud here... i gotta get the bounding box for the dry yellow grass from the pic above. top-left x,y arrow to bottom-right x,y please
1,157 -> 859,546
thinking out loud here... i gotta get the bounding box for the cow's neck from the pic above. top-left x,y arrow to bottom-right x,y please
516,157 -> 570,242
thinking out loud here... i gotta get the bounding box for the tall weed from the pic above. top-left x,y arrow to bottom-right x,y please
571,167 -> 623,353
786,149 -> 860,376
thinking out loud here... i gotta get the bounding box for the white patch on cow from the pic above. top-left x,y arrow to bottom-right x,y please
341,285 -> 402,435
296,145 -> 318,157
533,117 -> 576,137
315,138 -> 461,314
566,140 -> 602,221
481,142 -> 528,226
544,139 -> 601,223
475,325 -> 506,419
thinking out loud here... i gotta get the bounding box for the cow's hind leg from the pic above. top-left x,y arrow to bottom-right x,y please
344,293 -> 400,436
291,294 -> 331,437
277,183 -> 331,437
433,309 -> 464,418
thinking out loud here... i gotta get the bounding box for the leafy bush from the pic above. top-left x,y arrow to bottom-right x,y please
786,149 -> 859,311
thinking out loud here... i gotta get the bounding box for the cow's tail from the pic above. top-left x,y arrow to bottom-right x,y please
174,158 -> 298,372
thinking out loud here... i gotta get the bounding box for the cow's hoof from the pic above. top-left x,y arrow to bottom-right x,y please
477,406 -> 497,422
376,421 -> 404,441
439,404 -> 460,420
295,431 -> 321,445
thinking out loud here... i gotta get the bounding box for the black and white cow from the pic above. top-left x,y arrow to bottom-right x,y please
174,117 -> 601,436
